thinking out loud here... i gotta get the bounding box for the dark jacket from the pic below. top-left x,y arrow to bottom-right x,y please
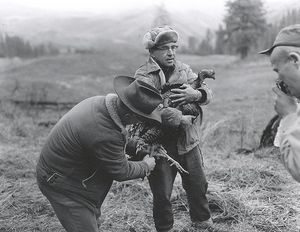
37,94 -> 149,210
134,57 -> 212,154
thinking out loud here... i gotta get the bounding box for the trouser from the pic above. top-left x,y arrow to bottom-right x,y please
36,165 -> 103,232
148,144 -> 211,232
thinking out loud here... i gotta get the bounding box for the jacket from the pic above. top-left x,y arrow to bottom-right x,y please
37,94 -> 149,210
134,57 -> 212,154
274,106 -> 300,182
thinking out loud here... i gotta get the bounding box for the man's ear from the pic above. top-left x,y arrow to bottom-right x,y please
288,52 -> 300,65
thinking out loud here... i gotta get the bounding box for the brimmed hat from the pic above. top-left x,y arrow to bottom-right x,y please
259,24 -> 300,55
143,25 -> 178,49
114,76 -> 162,123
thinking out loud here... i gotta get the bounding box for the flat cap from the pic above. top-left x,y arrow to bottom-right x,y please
259,24 -> 300,55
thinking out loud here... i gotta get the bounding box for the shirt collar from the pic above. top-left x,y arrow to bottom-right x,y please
145,57 -> 185,74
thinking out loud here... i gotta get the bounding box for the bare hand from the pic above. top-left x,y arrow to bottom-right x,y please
272,87 -> 297,117
169,84 -> 201,107
143,155 -> 156,171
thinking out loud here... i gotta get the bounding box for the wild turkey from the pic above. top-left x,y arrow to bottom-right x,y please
161,69 -> 215,116
126,69 -> 215,173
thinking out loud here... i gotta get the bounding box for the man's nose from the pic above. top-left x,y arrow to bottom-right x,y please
167,49 -> 175,55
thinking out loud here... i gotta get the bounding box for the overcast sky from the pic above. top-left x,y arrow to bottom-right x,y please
0,0 -> 297,20
0,0 -> 225,15
1,0 -> 292,15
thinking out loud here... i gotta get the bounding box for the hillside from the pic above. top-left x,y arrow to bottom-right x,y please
1,0 -> 300,51
1,8 -> 210,49
0,2 -> 222,50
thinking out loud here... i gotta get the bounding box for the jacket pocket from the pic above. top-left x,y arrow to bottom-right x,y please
178,115 -> 202,154
81,169 -> 113,192
36,164 -> 64,186
39,167 -> 79,189
46,172 -> 63,184
81,169 -> 98,190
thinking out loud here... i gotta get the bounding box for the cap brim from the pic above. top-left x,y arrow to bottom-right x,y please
258,46 -> 274,55
114,76 -> 162,123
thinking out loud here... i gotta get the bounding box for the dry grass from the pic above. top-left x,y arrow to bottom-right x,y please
1,54 -> 300,232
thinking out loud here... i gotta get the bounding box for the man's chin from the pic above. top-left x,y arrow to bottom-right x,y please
165,61 -> 174,67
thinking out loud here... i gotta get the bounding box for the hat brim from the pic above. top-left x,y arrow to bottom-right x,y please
114,76 -> 162,123
258,46 -> 274,55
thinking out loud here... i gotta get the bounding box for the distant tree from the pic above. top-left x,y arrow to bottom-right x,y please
215,25 -> 227,54
4,34 -> 17,58
74,47 -> 96,54
24,41 -> 33,57
279,8 -> 300,27
257,8 -> 300,53
178,44 -> 189,54
188,36 -> 198,53
0,32 -> 60,59
152,4 -> 172,27
223,0 -> 267,59
258,24 -> 279,52
47,42 -> 60,56
197,29 -> 214,56
290,9 -> 300,24
0,31 -> 4,57
33,44 -> 46,57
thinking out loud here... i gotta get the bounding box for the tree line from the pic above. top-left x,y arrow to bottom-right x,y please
0,33 -> 60,59
155,0 -> 300,59
3,1 -> 300,60
213,0 -> 300,59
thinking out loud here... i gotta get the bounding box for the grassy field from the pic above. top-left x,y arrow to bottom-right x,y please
0,52 -> 300,232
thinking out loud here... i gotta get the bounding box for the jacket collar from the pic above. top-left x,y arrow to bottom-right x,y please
145,57 -> 186,85
145,57 -> 185,74
145,57 -> 161,74
105,93 -> 127,137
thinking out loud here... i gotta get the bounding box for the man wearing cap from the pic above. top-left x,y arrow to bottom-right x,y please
135,25 -> 213,231
36,76 -> 162,232
259,24 -> 300,182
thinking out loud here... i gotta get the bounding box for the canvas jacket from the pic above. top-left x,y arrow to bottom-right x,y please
134,57 -> 212,154
274,106 -> 300,182
37,94 -> 149,210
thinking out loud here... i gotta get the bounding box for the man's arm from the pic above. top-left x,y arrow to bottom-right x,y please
273,87 -> 300,182
277,113 -> 300,182
93,140 -> 153,181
